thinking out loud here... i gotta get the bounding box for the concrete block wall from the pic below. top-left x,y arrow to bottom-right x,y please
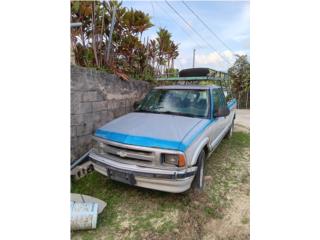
71,65 -> 151,161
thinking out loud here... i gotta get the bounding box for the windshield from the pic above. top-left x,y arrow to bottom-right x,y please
136,89 -> 210,118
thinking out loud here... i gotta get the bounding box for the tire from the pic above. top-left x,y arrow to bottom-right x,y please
225,120 -> 234,139
192,150 -> 205,191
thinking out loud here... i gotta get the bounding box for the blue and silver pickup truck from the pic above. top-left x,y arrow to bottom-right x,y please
73,82 -> 237,193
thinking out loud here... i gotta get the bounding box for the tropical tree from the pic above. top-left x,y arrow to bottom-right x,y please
155,28 -> 171,75
228,55 -> 250,108
70,0 -> 179,81
147,39 -> 157,69
167,41 -> 179,70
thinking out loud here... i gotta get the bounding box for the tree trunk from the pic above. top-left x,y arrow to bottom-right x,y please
99,6 -> 106,66
80,26 -> 86,47
91,2 -> 99,67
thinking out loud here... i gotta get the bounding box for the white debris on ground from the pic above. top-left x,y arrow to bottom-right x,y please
71,194 -> 107,231
71,193 -> 107,214
71,202 -> 98,230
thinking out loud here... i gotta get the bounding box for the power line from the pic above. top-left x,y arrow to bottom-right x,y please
153,0 -> 204,69
182,1 -> 234,54
164,0 -> 232,66
154,1 -> 204,50
151,1 -> 155,18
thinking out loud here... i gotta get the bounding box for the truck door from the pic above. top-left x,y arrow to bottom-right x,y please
209,88 -> 230,149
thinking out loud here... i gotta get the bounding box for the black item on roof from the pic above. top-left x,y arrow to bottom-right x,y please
179,68 -> 213,77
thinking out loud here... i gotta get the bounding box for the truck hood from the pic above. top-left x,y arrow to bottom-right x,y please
95,112 -> 212,151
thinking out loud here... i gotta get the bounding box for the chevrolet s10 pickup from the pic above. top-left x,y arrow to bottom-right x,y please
73,83 -> 237,193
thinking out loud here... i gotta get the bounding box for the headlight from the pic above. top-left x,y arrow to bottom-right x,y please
163,154 -> 186,167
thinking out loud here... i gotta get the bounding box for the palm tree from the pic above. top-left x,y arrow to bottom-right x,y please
147,39 -> 157,69
167,41 -> 179,70
156,28 -> 172,75
135,10 -> 153,40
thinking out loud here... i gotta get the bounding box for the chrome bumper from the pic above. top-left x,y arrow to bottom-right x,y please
87,152 -> 197,193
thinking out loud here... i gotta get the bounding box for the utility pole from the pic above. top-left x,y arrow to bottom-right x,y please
192,48 -> 196,68
105,6 -> 117,64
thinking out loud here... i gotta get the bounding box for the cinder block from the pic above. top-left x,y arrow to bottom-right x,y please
76,122 -> 94,136
113,107 -> 126,118
71,126 -> 77,137
71,71 -> 86,91
71,91 -> 82,104
119,100 -> 126,109
107,101 -> 115,110
71,113 -> 94,126
92,101 -> 108,112
77,134 -> 93,147
82,91 -> 98,102
71,92 -> 82,114
111,101 -> 120,110
71,137 -> 78,149
101,111 -> 114,123
71,114 -> 81,126
93,111 -> 102,124
84,70 -> 98,90
96,91 -> 105,101
75,102 -> 92,114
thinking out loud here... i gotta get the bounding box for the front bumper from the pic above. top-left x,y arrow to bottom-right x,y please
86,152 -> 197,193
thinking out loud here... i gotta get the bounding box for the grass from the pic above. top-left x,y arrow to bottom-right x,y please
71,132 -> 250,240
241,216 -> 250,225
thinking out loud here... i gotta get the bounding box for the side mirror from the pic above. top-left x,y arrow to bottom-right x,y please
133,101 -> 140,110
214,106 -> 230,117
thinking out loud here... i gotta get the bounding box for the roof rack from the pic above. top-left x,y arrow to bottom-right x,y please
156,76 -> 227,81
156,68 -> 232,97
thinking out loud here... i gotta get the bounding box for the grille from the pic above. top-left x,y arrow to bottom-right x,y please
96,142 -> 155,164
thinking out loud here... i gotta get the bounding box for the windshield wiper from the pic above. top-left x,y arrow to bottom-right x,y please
160,111 -> 199,118
136,109 -> 203,118
135,109 -> 161,114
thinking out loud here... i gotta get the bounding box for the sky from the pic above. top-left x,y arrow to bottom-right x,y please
122,0 -> 250,72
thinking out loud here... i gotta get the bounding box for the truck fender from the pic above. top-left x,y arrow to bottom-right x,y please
190,137 -> 209,166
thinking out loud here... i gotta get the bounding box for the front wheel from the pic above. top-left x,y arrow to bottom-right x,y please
192,150 -> 205,191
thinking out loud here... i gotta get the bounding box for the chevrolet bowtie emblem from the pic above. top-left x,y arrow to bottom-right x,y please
117,151 -> 127,158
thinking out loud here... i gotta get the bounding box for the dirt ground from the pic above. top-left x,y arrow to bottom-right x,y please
235,109 -> 250,133
203,148 -> 250,240
71,131 -> 250,240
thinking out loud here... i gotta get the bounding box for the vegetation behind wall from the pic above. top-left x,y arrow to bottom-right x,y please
71,0 -> 180,81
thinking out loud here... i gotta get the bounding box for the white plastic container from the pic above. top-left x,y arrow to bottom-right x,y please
71,201 -> 98,230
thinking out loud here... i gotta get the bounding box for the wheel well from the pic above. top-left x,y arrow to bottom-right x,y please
193,145 -> 209,167
203,145 -> 210,159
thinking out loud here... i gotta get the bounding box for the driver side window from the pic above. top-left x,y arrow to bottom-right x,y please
212,88 -> 227,115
